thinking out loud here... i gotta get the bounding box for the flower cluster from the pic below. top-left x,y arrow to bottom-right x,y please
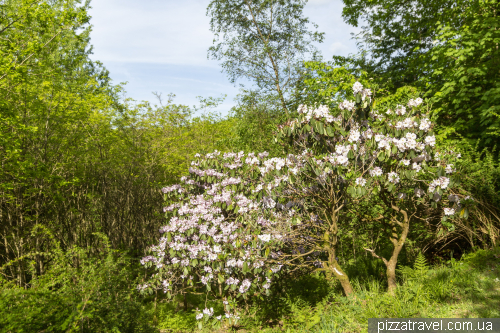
297,104 -> 337,123
352,82 -> 372,101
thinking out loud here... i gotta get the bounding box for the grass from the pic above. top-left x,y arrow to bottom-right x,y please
152,246 -> 500,333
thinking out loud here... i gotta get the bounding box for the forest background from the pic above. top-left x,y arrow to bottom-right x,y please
0,0 -> 499,332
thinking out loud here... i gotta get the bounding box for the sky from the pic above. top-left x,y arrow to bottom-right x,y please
87,0 -> 361,116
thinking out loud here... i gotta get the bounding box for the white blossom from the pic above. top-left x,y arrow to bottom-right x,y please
339,100 -> 356,111
395,105 -> 406,115
388,172 -> 400,184
348,129 -> 361,142
444,208 -> 455,216
439,176 -> 450,189
425,135 -> 436,147
258,234 -> 271,242
352,81 -> 364,94
361,88 -> 372,101
239,279 -> 252,293
419,118 -> 431,131
369,167 -> 383,177
355,177 -> 367,187
203,308 -> 214,317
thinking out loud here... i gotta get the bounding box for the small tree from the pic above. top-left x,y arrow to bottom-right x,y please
207,0 -> 324,115
275,82 -> 465,293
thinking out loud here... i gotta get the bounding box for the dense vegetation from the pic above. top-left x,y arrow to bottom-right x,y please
0,0 -> 498,332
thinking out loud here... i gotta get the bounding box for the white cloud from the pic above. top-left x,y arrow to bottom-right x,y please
303,0 -> 361,59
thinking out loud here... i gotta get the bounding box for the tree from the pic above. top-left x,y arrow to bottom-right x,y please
226,88 -> 284,155
275,82 -> 465,293
340,0 -> 469,90
0,0 -> 112,287
425,0 -> 500,147
207,0 -> 324,116
340,0 -> 500,148
0,0 -> 240,289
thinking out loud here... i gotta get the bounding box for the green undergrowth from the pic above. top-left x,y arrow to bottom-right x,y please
0,233 -> 158,333
153,247 -> 500,333
2,246 -> 497,332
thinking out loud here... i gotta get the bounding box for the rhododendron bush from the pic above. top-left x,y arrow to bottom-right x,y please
139,82 -> 470,324
275,82 -> 469,292
138,150 -> 305,325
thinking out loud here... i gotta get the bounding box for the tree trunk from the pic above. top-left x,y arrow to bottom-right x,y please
386,251 -> 401,295
328,247 -> 353,296
386,213 -> 410,295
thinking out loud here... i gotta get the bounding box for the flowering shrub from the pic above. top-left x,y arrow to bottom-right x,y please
140,82 -> 470,323
139,150 -> 304,326
275,82 -> 467,292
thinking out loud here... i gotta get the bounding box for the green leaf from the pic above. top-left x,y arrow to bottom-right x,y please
378,151 -> 385,161
318,122 -> 324,135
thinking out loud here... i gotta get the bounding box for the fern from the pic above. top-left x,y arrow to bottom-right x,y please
398,253 -> 429,282
413,252 -> 429,281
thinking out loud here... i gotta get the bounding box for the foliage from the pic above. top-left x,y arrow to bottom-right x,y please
0,0 -> 123,286
341,0 -> 468,89
426,0 -> 500,147
1,0 -> 499,331
292,60 -> 373,111
226,89 -> 285,156
0,0 -> 237,286
340,0 -> 500,148
140,80 -> 468,332
0,0 -> 90,84
398,252 -> 429,283
0,230 -> 157,333
149,246 -> 500,332
207,0 -> 324,114
276,81 -> 464,293
140,149 -> 291,327
432,141 -> 500,249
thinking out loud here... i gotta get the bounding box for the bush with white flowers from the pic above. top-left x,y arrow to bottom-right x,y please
275,82 -> 465,293
139,149 -> 311,326
140,82 -> 469,323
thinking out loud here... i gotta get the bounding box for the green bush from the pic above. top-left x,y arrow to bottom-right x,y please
0,233 -> 157,333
